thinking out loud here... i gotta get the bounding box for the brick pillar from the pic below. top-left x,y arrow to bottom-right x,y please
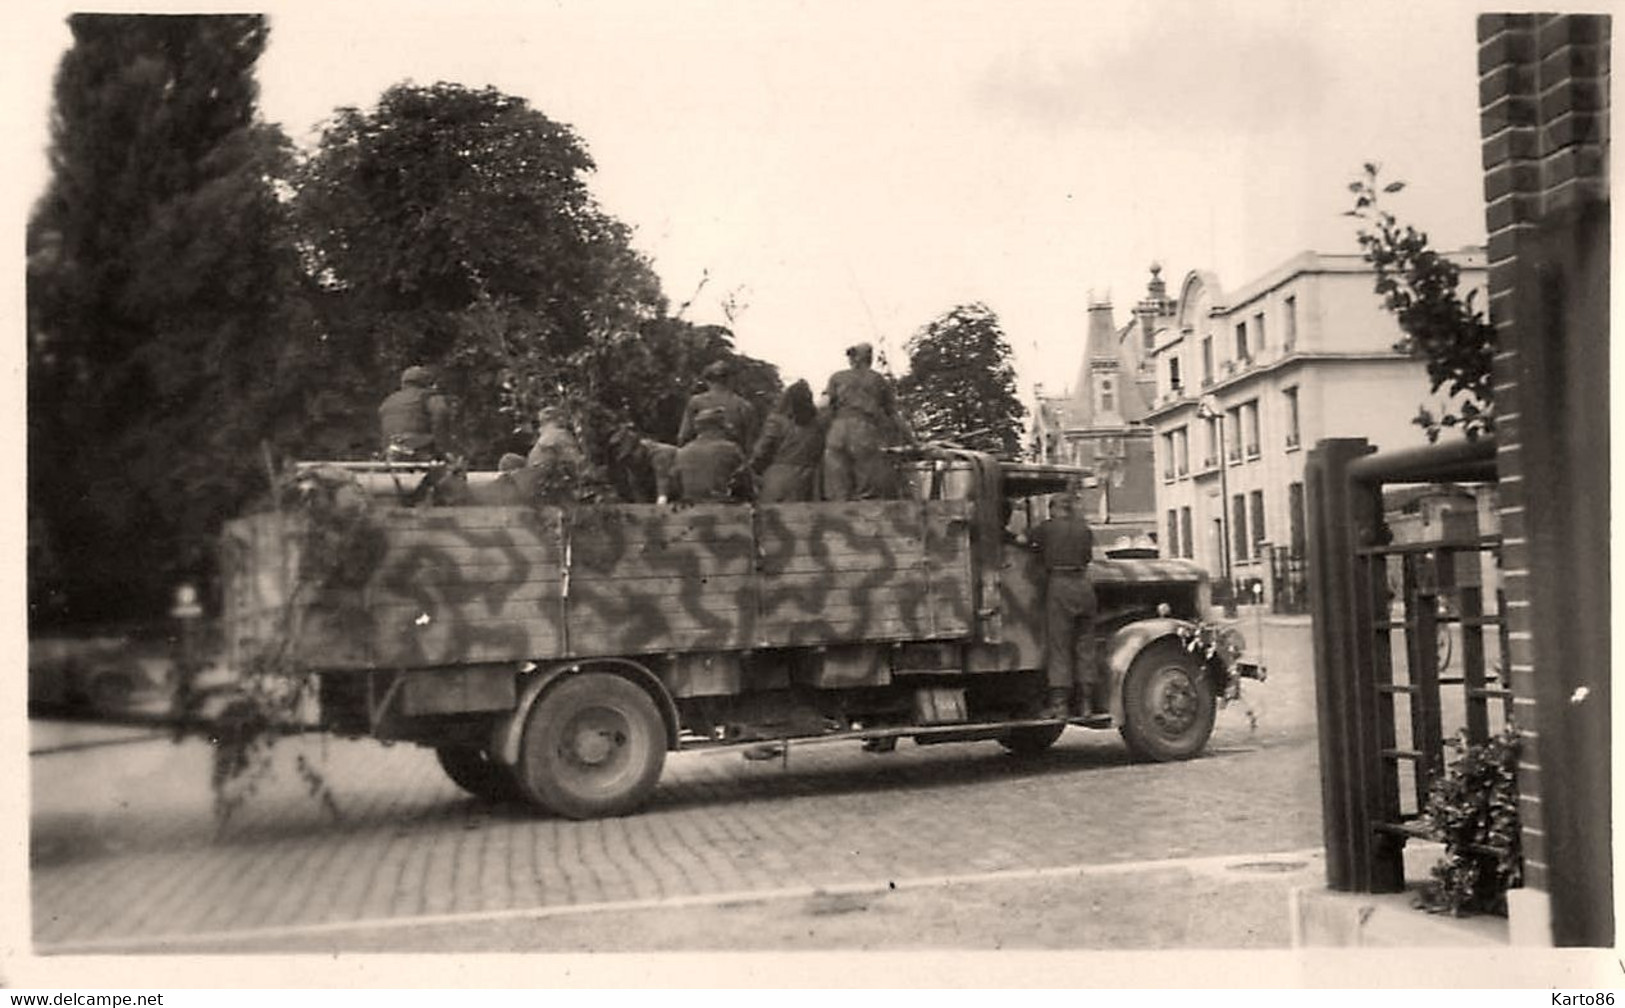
1477,12 -> 1611,947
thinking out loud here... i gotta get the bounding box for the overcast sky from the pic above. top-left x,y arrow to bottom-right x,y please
10,0 -> 1495,402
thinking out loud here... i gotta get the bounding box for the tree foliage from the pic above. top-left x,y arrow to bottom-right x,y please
1346,163 -> 1496,441
897,303 -> 1026,457
292,82 -> 775,465
28,14 -> 313,624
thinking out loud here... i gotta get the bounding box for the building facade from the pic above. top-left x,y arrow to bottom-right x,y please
1030,290 -> 1162,553
1142,250 -> 1488,609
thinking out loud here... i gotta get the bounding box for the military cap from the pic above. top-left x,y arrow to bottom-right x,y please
401,365 -> 435,387
694,406 -> 729,429
703,360 -> 732,379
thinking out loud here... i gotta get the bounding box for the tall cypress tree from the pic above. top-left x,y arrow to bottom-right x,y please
29,14 -> 310,625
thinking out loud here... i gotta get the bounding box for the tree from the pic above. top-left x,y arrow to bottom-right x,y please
293,83 -> 656,462
28,14 -> 313,624
294,82 -> 779,469
897,303 -> 1027,457
1346,163 -> 1496,441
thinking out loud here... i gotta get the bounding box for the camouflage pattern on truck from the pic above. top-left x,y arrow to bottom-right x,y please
224,499 -> 975,672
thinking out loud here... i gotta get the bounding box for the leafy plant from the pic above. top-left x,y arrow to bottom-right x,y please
1345,163 -> 1496,442
897,302 -> 1027,457
1416,724 -> 1523,916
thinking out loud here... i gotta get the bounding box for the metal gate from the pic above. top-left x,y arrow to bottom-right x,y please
1305,436 -> 1511,892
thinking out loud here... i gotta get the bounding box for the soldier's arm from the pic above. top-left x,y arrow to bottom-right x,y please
677,401 -> 696,446
748,414 -> 782,473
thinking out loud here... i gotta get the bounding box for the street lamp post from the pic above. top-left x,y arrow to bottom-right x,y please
1198,395 -> 1237,617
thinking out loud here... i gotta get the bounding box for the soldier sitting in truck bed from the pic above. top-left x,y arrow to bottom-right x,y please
674,407 -> 751,502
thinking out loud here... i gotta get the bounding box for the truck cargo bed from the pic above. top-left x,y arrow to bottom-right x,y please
224,499 -> 975,672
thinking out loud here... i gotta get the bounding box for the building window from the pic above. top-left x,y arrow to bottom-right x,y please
1284,386 -> 1301,448
1098,377 -> 1115,415
1235,321 -> 1250,361
1204,415 -> 1219,469
1175,426 -> 1189,477
1244,400 -> 1261,458
1253,311 -> 1266,349
1284,295 -> 1298,349
1250,489 -> 1266,548
1233,493 -> 1249,561
1167,509 -> 1180,558
1161,433 -> 1175,481
1180,507 -> 1193,559
1226,407 -> 1242,462
1168,357 -> 1182,392
1201,336 -> 1213,385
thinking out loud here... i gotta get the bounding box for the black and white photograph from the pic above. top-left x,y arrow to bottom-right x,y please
8,0 -> 1614,989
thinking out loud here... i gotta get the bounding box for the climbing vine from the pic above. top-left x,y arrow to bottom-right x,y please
1346,163 -> 1497,442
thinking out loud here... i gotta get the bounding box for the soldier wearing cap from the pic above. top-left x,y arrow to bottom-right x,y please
1025,493 -> 1109,724
674,407 -> 749,502
821,342 -> 913,500
379,364 -> 453,460
678,359 -> 757,450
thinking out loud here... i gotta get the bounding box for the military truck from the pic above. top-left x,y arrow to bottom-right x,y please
222,449 -> 1262,819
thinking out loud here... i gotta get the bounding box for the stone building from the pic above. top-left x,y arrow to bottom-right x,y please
1142,249 -> 1487,609
1029,282 -> 1165,553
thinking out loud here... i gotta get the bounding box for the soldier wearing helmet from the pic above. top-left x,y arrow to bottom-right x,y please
379,365 -> 454,460
674,407 -> 750,502
677,359 -> 757,450
821,342 -> 913,500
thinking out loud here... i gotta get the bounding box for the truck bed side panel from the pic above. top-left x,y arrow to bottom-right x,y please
225,499 -> 974,672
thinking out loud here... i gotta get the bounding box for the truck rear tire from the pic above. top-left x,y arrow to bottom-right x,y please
998,722 -> 1066,756
435,746 -> 522,803
517,672 -> 667,819
1118,640 -> 1216,762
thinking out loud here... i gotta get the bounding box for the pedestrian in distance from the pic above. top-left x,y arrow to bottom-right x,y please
677,359 -> 757,450
674,407 -> 751,502
821,342 -> 914,500
749,379 -> 824,503
1023,492 -> 1110,726
378,364 -> 454,460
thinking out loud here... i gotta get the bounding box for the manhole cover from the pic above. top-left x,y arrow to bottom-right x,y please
1226,860 -> 1309,874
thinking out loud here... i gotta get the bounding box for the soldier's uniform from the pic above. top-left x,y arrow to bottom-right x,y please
1028,499 -> 1105,721
822,344 -> 909,500
675,409 -> 748,501
379,365 -> 452,459
678,361 -> 756,449
750,412 -> 824,502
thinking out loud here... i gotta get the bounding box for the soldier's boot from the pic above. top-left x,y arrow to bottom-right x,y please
1075,681 -> 1112,728
1038,687 -> 1073,720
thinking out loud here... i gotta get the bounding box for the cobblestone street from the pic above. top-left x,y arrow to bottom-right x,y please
32,619 -> 1320,954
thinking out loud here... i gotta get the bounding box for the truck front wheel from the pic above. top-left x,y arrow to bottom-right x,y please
435,746 -> 522,803
517,672 -> 667,819
1118,640 -> 1216,761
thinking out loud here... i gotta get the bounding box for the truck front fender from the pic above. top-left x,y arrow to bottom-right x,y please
1100,618 -> 1198,722
492,658 -> 681,767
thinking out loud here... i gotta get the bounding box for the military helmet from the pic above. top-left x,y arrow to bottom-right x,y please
703,360 -> 732,380
401,365 -> 435,387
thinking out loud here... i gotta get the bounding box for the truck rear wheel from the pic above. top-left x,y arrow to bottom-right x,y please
1118,640 -> 1216,762
517,672 -> 667,819
435,746 -> 521,803
998,722 -> 1066,756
